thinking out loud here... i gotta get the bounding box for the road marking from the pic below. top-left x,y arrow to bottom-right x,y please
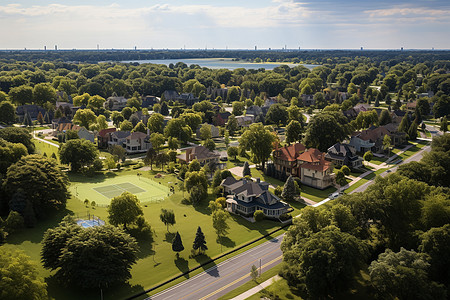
148,236 -> 283,299
177,249 -> 281,300
200,256 -> 283,300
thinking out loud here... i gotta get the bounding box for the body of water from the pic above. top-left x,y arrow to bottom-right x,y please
120,58 -> 319,70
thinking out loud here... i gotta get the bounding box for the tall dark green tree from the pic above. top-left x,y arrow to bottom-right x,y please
172,231 -> 184,255
192,226 -> 208,255
59,139 -> 99,172
0,101 -> 16,124
281,175 -> 297,202
242,161 -> 251,177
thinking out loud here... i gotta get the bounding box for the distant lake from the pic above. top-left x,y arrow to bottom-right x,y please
121,58 -> 320,70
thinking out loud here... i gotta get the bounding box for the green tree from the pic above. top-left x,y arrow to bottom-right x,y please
144,148 -> 157,170
73,108 -> 97,129
147,113 -> 165,134
180,113 -> 202,133
398,113 -> 411,134
341,165 -> 350,176
172,231 -> 184,255
0,248 -> 48,300
232,101 -> 245,116
363,150 -> 373,163
4,210 -> 25,233
87,95 -> 105,110
41,219 -> 138,289
212,209 -> 230,251
369,248 -> 446,300
419,225 -> 450,286
250,265 -> 259,281
265,104 -> 288,126
160,102 -> 169,116
202,138 -> 216,151
122,107 -> 133,120
285,120 -> 303,144
111,111 -> 124,128
280,226 -> 367,299
192,226 -> 208,255
164,118 -> 192,143
335,169 -> 347,186
379,109 -> 392,125
59,139 -> 99,172
120,120 -> 133,131
383,134 -> 392,157
239,123 -> 275,171
8,85 -> 33,105
0,137 -> 28,174
4,154 -> 69,219
281,175 -> 297,201
132,121 -> 147,134
304,113 -> 348,152
149,132 -> 165,153
23,112 -> 32,127
199,123 -> 212,140
0,127 -> 35,153
160,208 -> 176,231
226,114 -> 239,136
440,116 -> 448,133
408,121 -> 418,140
212,169 -> 223,188
73,93 -> 90,106
168,137 -> 179,150
242,161 -> 251,177
227,146 -> 239,160
33,83 -> 57,105
95,114 -> 108,131
0,101 -> 16,124
108,192 -> 144,229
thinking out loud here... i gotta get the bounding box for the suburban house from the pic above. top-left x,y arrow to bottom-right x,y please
196,123 -> 220,139
213,112 -> 231,126
349,126 -> 389,153
406,101 -> 417,113
141,95 -> 159,108
162,90 -> 179,101
175,93 -> 199,106
51,116 -> 71,130
272,143 -> 307,176
125,132 -> 152,154
343,104 -> 373,120
301,94 -> 315,106
236,115 -> 254,127
272,143 -> 335,189
104,96 -> 127,111
16,105 -> 47,122
130,111 -> 150,126
177,145 -> 220,165
97,128 -> 116,148
246,105 -> 270,118
297,148 -> 335,189
221,177 -> 291,219
325,143 -> 363,168
392,110 -> 408,124
53,123 -> 95,142
77,127 -> 95,143
108,131 -> 131,148
382,123 -> 408,146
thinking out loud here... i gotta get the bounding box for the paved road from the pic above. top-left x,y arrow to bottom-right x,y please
147,235 -> 283,300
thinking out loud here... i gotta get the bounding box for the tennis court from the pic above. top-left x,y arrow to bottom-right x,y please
71,175 -> 170,206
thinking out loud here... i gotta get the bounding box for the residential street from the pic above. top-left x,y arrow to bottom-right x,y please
146,235 -> 283,300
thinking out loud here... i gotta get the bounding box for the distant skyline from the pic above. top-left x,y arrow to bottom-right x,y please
1,0 -> 449,50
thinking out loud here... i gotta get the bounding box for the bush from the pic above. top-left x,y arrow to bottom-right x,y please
216,197 -> 226,208
4,211 -> 24,234
279,213 -> 291,221
274,186 -> 283,197
341,165 -> 351,176
254,210 -> 265,222
181,198 -> 191,205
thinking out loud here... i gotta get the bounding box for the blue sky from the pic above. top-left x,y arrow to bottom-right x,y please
1,0 -> 449,50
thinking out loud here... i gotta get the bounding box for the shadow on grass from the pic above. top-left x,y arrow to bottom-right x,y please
46,275 -> 147,300
194,254 -> 219,277
217,236 -> 236,248
68,171 -> 117,183
136,239 -> 155,260
6,207 -> 71,245
174,256 -> 190,279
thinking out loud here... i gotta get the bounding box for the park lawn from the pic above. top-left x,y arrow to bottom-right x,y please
33,138 -> 60,162
217,264 -> 283,300
4,168 -> 289,300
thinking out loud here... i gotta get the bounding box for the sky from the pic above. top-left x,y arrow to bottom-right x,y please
0,0 -> 449,50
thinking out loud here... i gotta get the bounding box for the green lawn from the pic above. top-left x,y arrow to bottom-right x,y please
369,155 -> 387,165
345,172 -> 376,193
4,168 -> 289,300
218,264 -> 283,300
33,139 -> 60,162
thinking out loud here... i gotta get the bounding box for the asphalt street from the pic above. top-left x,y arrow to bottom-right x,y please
146,235 -> 283,300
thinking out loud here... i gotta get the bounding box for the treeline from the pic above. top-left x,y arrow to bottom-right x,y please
0,49 -> 449,65
280,134 -> 450,299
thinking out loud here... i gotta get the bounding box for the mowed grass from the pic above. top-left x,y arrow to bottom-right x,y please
4,169 -> 287,300
70,174 -> 170,206
33,138 -> 60,162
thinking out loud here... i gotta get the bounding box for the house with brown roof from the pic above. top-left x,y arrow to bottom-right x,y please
213,112 -> 231,126
97,128 -> 116,148
349,126 -> 389,153
221,177 -> 291,219
272,143 -> 335,189
177,145 -> 220,165
326,143 -> 363,168
297,148 -> 334,189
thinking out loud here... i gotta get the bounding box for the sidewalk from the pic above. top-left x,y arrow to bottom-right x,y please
230,276 -> 281,300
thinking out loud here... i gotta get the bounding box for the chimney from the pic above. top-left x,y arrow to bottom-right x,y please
185,148 -> 192,163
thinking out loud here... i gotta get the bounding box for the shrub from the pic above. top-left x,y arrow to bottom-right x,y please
216,197 -> 226,208
254,210 -> 265,222
341,165 -> 351,176
274,186 -> 283,197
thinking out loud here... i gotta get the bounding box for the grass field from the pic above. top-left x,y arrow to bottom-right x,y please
4,168 -> 288,300
33,138 -> 60,162
70,175 -> 170,206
